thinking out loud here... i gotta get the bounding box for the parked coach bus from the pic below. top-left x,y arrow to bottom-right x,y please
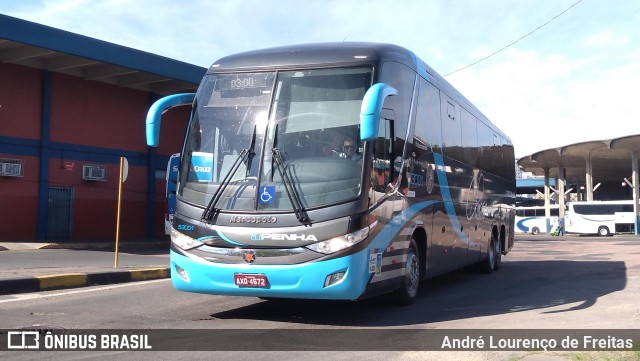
565,200 -> 635,236
146,43 -> 516,305
515,205 -> 560,235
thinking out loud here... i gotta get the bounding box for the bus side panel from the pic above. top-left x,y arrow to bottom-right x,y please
566,214 -> 614,235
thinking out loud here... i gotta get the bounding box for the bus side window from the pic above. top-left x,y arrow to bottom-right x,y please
372,111 -> 394,192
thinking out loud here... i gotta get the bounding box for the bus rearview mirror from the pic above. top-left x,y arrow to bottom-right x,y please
146,93 -> 196,147
359,83 -> 397,142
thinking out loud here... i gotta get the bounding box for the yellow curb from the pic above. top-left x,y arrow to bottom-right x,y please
129,268 -> 169,281
37,273 -> 88,290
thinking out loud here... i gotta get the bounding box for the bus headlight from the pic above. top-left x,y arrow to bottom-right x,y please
170,228 -> 202,250
306,221 -> 376,255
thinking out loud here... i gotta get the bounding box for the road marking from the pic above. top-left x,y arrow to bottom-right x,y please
0,279 -> 169,304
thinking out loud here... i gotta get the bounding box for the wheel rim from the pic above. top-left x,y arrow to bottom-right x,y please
405,248 -> 419,296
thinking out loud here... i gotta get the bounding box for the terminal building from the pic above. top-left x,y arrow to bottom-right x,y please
0,14 -> 206,242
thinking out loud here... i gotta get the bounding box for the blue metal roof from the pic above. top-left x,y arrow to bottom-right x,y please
517,178 -> 556,188
0,14 -> 206,91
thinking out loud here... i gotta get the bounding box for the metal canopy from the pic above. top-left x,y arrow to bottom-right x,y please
518,136 -> 640,184
0,14 -> 205,95
518,135 -> 640,235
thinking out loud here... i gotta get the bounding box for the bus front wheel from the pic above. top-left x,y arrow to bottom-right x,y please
531,227 -> 540,235
392,238 -> 420,305
598,226 -> 610,236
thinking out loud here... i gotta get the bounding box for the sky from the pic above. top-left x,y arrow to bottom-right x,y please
1,0 -> 640,158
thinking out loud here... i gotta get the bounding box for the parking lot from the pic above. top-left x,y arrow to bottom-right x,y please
433,233 -> 640,329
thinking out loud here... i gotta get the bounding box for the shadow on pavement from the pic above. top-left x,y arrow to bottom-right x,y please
210,259 -> 626,327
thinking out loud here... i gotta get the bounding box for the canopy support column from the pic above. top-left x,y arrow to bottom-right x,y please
585,156 -> 594,201
544,168 -> 551,233
632,151 -> 639,235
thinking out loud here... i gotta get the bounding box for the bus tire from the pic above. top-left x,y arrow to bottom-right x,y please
494,236 -> 502,271
480,234 -> 501,273
597,226 -> 610,236
392,238 -> 420,306
531,227 -> 540,235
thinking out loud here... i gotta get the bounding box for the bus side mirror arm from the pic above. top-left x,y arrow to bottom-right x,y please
146,93 -> 196,147
359,83 -> 397,142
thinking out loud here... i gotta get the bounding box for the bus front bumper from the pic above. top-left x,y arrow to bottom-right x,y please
169,248 -> 372,300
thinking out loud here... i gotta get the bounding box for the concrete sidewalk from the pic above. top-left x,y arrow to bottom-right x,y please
0,240 -> 171,296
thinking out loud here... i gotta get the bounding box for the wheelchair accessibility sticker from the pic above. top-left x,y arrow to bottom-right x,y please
259,186 -> 276,204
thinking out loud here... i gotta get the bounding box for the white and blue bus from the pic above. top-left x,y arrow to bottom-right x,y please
515,205 -> 560,235
146,43 -> 515,304
565,200 -> 635,236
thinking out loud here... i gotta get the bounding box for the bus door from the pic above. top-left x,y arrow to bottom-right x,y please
370,109 -> 404,220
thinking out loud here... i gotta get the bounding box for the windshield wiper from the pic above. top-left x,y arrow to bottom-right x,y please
202,126 -> 257,222
271,126 -> 310,225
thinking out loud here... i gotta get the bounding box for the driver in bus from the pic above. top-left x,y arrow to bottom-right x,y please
339,138 -> 362,161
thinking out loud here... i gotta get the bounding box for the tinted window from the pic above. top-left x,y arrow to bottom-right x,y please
461,108 -> 478,167
441,94 -> 461,160
572,204 -> 631,215
372,110 -> 394,193
414,78 -> 442,153
380,61 -> 416,149
477,121 -> 494,171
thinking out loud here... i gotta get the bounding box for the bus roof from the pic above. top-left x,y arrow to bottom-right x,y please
208,42 -> 411,72
207,42 -> 510,144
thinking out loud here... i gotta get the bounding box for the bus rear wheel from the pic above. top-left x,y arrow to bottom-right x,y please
598,226 -> 610,236
480,235 -> 502,273
392,238 -> 420,305
531,227 -> 540,235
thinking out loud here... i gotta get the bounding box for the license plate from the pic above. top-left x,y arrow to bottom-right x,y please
234,274 -> 268,288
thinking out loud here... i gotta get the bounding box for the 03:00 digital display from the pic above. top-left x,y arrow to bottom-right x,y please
231,78 -> 255,89
216,74 -> 269,91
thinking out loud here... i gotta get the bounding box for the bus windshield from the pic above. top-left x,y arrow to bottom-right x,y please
179,67 -> 372,212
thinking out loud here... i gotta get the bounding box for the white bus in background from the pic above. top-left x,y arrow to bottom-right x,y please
515,205 -> 560,235
565,200 -> 635,236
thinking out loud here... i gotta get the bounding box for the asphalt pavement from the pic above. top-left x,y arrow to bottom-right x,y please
0,240 -> 170,295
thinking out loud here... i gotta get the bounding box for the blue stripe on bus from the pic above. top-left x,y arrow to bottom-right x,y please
368,153 -> 471,255
368,200 -> 438,251
516,218 -> 533,232
216,231 -> 247,246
